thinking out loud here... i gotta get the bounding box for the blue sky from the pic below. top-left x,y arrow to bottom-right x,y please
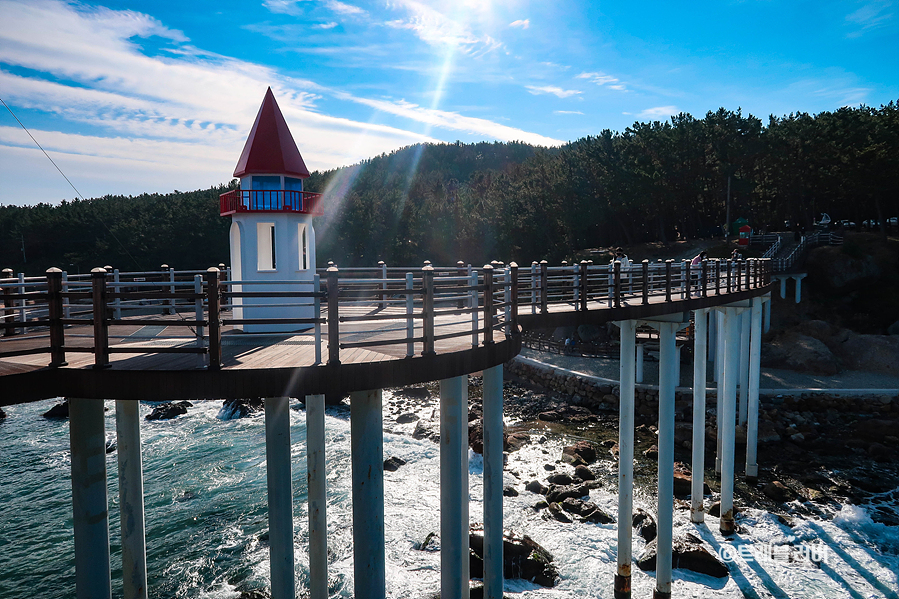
0,0 -> 896,205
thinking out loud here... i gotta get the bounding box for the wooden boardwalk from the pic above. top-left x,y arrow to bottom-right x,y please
0,260 -> 772,403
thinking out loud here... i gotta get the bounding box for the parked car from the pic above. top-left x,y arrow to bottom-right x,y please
837,219 -> 856,228
887,217 -> 898,227
862,219 -> 880,229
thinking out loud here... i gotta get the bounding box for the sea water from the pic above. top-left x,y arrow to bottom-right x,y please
1,396 -> 898,598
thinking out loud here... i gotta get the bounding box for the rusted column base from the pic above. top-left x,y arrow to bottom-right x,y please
653,589 -> 672,599
614,573 -> 631,599
720,509 -> 736,535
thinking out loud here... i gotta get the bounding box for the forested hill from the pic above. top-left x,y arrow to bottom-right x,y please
2,103 -> 898,275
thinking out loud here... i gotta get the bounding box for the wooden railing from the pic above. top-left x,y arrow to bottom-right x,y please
0,258 -> 771,369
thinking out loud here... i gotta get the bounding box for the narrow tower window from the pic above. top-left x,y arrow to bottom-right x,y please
257,222 -> 276,270
298,224 -> 308,270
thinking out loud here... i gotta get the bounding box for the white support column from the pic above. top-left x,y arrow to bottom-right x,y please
17,272 -> 25,333
69,398 -> 112,599
113,269 -> 122,320
720,309 -> 741,535
265,397 -> 295,599
306,394 -> 327,599
715,310 -> 724,473
739,311 -> 751,426
655,322 -> 677,599
794,274 -> 806,303
351,389 -> 385,599
635,343 -> 644,384
482,365 -> 504,599
745,300 -> 763,481
691,310 -> 708,523
115,400 -> 148,599
440,376 -> 470,599
615,320 -> 636,599
763,295 -> 771,333
707,309 -> 716,373
779,276 -> 787,299
673,345 -> 681,388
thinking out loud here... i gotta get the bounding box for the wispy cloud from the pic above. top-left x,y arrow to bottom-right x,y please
845,0 -> 894,37
263,0 -> 302,16
326,0 -> 367,17
509,19 -> 530,29
576,71 -> 628,91
383,0 -> 502,57
335,93 -> 565,146
314,21 -> 339,29
637,106 -> 679,119
554,110 -> 583,115
525,85 -> 582,99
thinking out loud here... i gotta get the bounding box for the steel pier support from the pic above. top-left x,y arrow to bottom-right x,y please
351,389 -> 386,599
70,398 -> 112,599
715,310 -> 724,473
745,300 -> 763,481
615,320 -> 636,599
691,310 -> 708,523
654,322 -> 678,599
440,376 -> 470,599
720,309 -> 741,535
636,343 -> 644,384
306,394 -> 327,599
482,365 -> 504,599
265,397 -> 295,599
115,400 -> 147,599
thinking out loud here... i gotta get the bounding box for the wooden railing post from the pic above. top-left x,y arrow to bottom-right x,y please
580,260 -> 589,311
406,272 -> 415,357
530,262 -> 538,314
684,259 -> 692,299
2,267 -> 14,337
483,264 -> 494,345
641,260 -> 649,305
327,266 -> 340,365
47,268 -> 67,367
701,259 -> 708,297
314,273 -> 323,364
378,261 -> 387,310
510,262 -> 519,336
91,267 -> 110,369
422,264 -> 436,356
206,267 -> 222,369
539,260 -> 548,314
457,261 -> 467,309
726,260 -> 732,294
665,260 -> 672,302
715,260 -> 721,295
613,260 -> 622,308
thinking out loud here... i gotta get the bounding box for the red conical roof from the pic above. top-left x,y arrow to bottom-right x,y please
233,87 -> 310,179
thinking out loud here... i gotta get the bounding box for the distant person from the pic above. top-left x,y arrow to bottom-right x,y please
731,249 -> 742,260
691,251 -> 708,266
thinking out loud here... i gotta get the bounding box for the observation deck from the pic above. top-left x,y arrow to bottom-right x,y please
219,188 -> 324,216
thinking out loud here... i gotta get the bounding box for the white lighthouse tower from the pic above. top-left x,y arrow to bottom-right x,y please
220,87 -> 322,332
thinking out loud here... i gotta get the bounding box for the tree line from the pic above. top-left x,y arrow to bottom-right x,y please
2,102 -> 897,275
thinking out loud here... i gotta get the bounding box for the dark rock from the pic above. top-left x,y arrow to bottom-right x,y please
105,438 -> 117,454
836,335 -> 899,375
43,400 -> 69,419
0,407 -> 6,419
146,401 -> 192,421
560,497 -> 615,524
503,486 -> 519,497
642,445 -> 659,459
218,398 -> 263,420
637,533 -> 729,578
505,432 -> 530,451
562,441 -> 597,464
546,473 -> 573,486
412,420 -> 440,442
707,501 -> 740,517
574,464 -> 595,481
763,481 -> 796,502
533,500 -> 549,510
583,507 -> 615,524
543,463 -> 556,471
383,456 -> 407,471
525,480 -> 547,495
415,531 -> 439,551
633,508 -> 657,541
761,332 -> 841,375
547,502 -> 572,523
397,386 -> 430,399
395,412 -> 419,424
238,589 -> 269,599
545,483 -> 589,504
470,529 -> 558,587
537,410 -> 563,422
